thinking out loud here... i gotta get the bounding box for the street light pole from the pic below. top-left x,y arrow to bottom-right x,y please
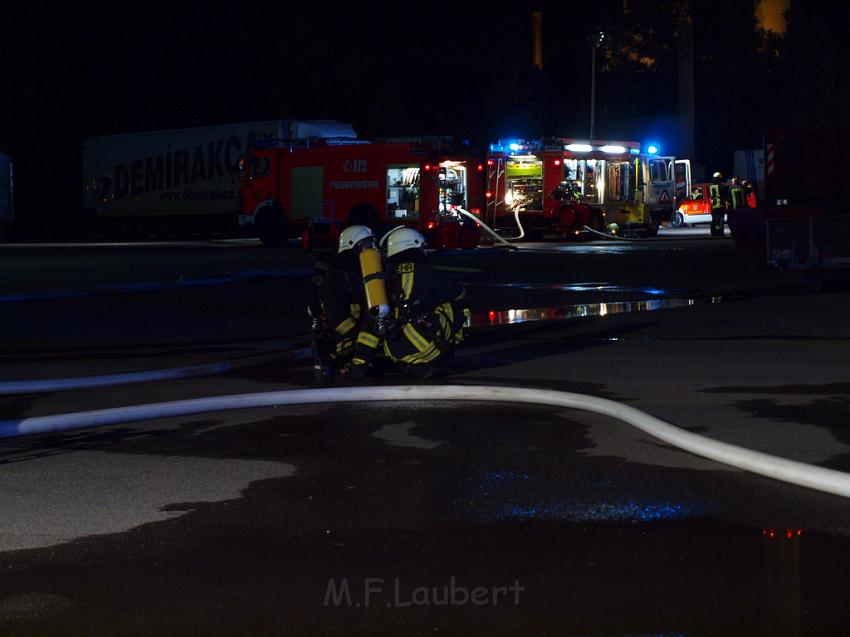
589,30 -> 605,141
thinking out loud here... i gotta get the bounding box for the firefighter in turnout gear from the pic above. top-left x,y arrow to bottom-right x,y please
316,225 -> 386,380
709,172 -> 730,237
380,227 -> 469,379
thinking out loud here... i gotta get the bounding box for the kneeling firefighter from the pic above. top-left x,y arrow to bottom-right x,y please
315,225 -> 390,380
380,227 -> 469,379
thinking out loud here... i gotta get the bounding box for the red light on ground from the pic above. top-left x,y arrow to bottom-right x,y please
477,164 -> 484,171
485,191 -> 493,199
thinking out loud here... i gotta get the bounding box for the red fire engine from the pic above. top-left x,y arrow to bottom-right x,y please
484,138 -> 691,239
239,135 -> 484,249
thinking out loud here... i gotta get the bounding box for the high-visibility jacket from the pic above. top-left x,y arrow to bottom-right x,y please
319,253 -> 381,366
730,183 -> 744,209
383,259 -> 469,366
709,182 -> 730,210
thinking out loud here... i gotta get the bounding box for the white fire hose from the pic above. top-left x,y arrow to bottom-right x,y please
3,384 -> 850,499
455,208 -> 519,248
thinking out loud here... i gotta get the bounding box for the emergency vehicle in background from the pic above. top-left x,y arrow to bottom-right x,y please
239,131 -> 484,249
673,180 -> 757,227
484,138 -> 691,238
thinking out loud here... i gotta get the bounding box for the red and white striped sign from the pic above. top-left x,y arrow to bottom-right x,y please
766,143 -> 775,176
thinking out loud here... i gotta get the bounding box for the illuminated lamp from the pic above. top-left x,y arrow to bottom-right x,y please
485,191 -> 493,198
509,143 -> 521,152
426,221 -> 436,229
646,144 -> 659,155
424,164 -> 431,171
487,159 -> 495,166
553,159 -> 561,166
599,145 -> 627,153
477,164 -> 484,171
565,144 -> 592,152
470,207 -> 481,214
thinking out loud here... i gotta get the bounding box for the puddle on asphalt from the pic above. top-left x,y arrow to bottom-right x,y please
468,281 -> 679,295
469,295 -> 721,327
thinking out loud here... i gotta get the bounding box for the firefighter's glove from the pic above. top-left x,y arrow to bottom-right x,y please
347,362 -> 370,381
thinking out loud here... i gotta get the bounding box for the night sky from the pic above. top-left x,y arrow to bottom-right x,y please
1,1 -> 847,237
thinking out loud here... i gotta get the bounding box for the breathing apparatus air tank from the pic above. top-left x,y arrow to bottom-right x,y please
358,247 -> 390,329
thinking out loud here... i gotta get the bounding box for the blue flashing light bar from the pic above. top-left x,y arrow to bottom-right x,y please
646,144 -> 660,155
490,139 -> 542,153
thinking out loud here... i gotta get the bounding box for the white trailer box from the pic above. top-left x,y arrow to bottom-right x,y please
82,120 -> 283,222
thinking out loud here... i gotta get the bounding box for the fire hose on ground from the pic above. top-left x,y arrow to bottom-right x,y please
0,347 -> 311,395
456,207 -> 649,245
2,384 -> 850,499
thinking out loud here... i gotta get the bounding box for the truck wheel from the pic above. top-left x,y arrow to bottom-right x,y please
256,208 -> 289,247
671,211 -> 685,228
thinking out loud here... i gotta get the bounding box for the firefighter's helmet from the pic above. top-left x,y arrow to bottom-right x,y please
338,225 -> 375,254
382,226 -> 425,259
712,171 -> 723,180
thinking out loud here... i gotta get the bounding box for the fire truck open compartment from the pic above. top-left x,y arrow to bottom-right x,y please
386,165 -> 420,221
485,138 -> 689,239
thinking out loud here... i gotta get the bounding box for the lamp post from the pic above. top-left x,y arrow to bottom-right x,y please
588,29 -> 606,141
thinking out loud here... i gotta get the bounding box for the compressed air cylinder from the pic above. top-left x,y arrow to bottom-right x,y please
358,247 -> 390,319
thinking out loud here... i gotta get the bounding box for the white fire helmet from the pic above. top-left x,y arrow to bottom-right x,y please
338,225 -> 375,254
381,226 -> 425,259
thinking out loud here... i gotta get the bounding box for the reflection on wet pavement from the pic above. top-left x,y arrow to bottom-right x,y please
470,296 -> 720,327
468,281 -> 678,295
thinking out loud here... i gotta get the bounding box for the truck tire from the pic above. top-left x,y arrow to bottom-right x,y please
256,207 -> 289,247
671,211 -> 685,228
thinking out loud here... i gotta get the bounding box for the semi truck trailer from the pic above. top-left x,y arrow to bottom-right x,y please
82,119 -> 355,239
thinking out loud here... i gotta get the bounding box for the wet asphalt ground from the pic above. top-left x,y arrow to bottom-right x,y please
1,228 -> 850,635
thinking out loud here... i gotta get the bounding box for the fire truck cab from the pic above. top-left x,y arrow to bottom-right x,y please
239,136 -> 483,249
485,138 -> 691,239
